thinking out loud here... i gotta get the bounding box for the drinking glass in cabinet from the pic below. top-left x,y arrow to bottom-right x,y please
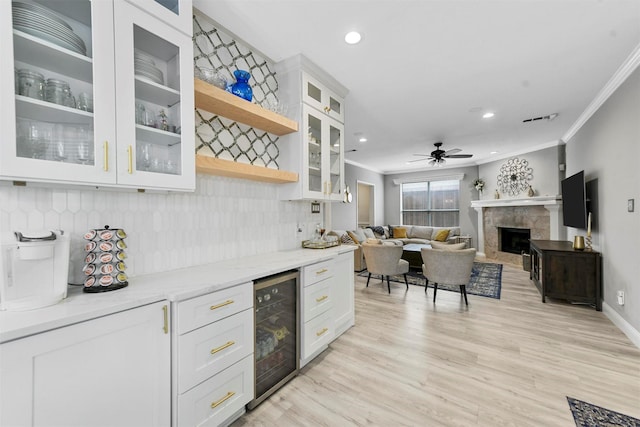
138,143 -> 152,171
16,119 -> 50,159
77,93 -> 93,112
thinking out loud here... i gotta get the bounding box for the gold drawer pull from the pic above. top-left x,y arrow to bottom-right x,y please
211,391 -> 235,408
316,268 -> 328,275
316,295 -> 328,303
210,341 -> 235,355
210,300 -> 234,310
316,327 -> 328,337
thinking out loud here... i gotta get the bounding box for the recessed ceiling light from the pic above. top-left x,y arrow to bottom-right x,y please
359,137 -> 367,142
490,151 -> 498,154
483,112 -> 495,119
333,143 -> 340,147
345,31 -> 361,45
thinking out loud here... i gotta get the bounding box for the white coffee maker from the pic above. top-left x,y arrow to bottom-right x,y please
0,229 -> 70,311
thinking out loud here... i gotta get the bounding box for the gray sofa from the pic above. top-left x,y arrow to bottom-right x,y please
331,225 -> 462,272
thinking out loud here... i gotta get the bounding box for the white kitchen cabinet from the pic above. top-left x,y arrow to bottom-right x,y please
276,54 -> 348,201
333,251 -> 355,337
300,259 -> 335,367
0,0 -> 194,191
302,72 -> 345,123
172,282 -> 255,427
0,301 -> 170,427
126,0 -> 193,36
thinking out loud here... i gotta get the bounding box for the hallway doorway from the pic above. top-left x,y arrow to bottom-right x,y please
357,181 -> 375,228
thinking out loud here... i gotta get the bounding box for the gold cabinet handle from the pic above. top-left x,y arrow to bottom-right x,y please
127,145 -> 133,174
210,341 -> 235,355
162,305 -> 168,334
324,106 -> 331,113
103,141 -> 109,171
316,268 -> 328,275
210,300 -> 234,310
211,391 -> 235,408
316,295 -> 328,303
316,327 -> 328,337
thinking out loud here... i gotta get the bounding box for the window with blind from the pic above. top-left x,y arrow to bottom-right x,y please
401,180 -> 460,226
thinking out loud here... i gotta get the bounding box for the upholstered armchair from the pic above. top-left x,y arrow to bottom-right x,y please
421,247 -> 476,304
361,242 -> 409,293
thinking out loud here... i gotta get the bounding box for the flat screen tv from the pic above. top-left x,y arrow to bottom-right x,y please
561,170 -> 587,229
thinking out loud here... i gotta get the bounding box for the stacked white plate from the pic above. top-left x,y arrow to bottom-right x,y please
134,51 -> 164,85
12,1 -> 86,55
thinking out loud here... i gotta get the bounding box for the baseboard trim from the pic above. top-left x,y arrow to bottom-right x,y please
603,302 -> 640,349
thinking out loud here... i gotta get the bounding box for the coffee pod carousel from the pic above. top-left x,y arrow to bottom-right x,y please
82,225 -> 128,293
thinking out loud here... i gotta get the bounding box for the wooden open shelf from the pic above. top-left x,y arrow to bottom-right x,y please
194,79 -> 298,136
196,155 -> 298,184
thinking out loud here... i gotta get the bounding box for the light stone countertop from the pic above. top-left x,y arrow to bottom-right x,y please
0,245 -> 355,344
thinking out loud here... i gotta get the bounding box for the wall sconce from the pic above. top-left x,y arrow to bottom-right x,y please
311,202 -> 321,213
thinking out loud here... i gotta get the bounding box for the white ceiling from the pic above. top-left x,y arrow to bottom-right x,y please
193,0 -> 640,174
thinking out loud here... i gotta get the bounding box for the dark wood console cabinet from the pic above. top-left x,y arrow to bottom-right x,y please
529,240 -> 602,311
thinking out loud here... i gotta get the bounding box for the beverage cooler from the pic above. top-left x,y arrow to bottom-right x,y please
248,270 -> 299,409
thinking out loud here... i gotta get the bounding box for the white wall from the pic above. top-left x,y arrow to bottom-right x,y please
565,66 -> 640,334
331,162 -> 385,231
477,145 -> 564,200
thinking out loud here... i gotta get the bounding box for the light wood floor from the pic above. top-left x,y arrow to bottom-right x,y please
233,261 -> 640,426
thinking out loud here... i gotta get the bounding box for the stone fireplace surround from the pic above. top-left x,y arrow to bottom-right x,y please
471,196 -> 564,265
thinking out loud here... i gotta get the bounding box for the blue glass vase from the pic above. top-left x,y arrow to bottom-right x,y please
231,70 -> 253,101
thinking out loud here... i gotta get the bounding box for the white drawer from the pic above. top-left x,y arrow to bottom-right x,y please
177,309 -> 253,394
302,259 -> 334,287
302,309 -> 334,360
303,279 -> 332,322
176,282 -> 253,334
177,355 -> 254,427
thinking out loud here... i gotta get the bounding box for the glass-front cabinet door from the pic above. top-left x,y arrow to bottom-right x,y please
302,73 -> 344,124
326,118 -> 344,201
301,104 -> 344,201
127,0 -> 192,35
0,0 -> 117,185
0,0 -> 194,191
113,1 -> 194,190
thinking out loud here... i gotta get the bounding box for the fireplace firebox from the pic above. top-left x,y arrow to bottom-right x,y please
499,227 -> 531,254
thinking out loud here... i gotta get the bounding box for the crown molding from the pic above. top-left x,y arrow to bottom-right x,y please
562,42 -> 640,143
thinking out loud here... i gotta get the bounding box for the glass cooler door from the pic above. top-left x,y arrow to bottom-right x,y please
249,270 -> 299,409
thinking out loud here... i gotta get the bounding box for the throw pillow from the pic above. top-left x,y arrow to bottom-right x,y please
368,225 -> 386,238
433,229 -> 450,242
346,230 -> 360,244
354,228 -> 367,243
340,233 -> 355,244
387,225 -> 394,238
363,228 -> 376,239
394,227 -> 408,238
430,241 -> 466,250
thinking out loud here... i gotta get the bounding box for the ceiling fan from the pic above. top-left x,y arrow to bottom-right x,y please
409,142 -> 473,166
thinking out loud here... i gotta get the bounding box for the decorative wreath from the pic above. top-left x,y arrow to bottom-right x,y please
497,158 -> 533,196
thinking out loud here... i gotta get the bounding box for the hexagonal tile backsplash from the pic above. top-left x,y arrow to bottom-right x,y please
0,176 -> 321,284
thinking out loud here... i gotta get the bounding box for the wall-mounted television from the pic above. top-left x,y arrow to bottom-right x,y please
561,170 -> 587,229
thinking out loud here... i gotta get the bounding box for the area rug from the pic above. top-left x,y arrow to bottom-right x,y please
358,262 -> 502,299
567,397 -> 640,426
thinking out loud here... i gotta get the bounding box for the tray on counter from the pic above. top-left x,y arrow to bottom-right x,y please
302,240 -> 340,249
